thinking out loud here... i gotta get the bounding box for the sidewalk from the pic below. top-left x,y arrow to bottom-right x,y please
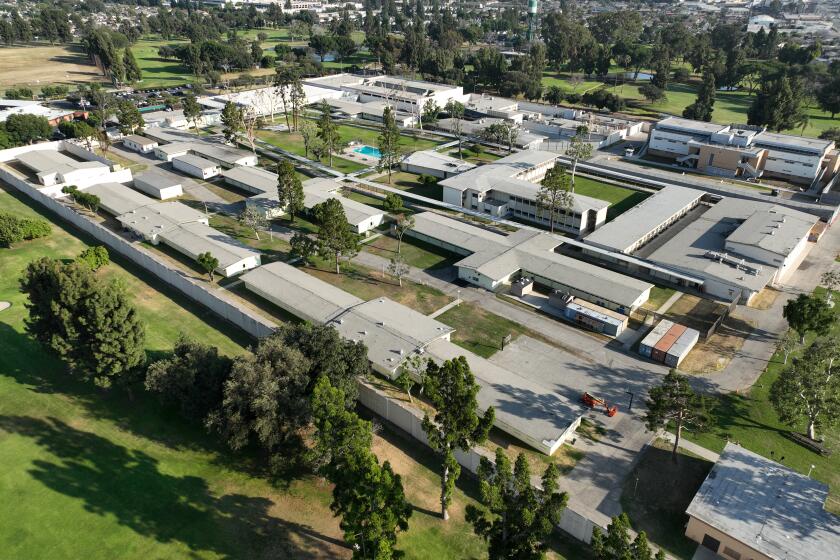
658,431 -> 720,463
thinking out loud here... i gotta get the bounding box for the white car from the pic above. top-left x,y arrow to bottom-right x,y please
624,147 -> 635,157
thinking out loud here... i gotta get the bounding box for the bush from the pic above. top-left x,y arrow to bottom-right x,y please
76,246 -> 110,271
418,174 -> 438,186
61,186 -> 101,212
0,212 -> 51,247
673,68 -> 691,83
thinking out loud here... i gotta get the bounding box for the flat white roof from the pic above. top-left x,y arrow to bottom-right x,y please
173,154 -> 218,170
401,150 -> 476,174
241,261 -> 363,323
189,143 -> 255,165
726,207 -> 816,257
84,182 -> 157,216
134,172 -> 182,192
123,134 -> 157,147
221,165 -> 277,194
117,202 -> 206,237
158,221 -> 259,268
583,186 -> 705,253
686,443 -> 840,560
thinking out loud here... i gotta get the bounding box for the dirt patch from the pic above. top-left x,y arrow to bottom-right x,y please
748,287 -> 779,310
0,44 -> 103,89
664,293 -> 728,334
679,313 -> 755,374
483,427 -> 584,477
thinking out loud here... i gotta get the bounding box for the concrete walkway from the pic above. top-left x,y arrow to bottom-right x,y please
427,298 -> 462,318
658,431 -> 720,463
655,290 -> 684,314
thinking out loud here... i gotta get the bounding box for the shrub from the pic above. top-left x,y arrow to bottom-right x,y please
76,246 -> 110,271
0,212 -> 51,247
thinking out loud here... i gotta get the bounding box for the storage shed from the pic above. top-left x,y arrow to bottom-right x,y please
134,172 -> 183,200
122,134 -> 158,154
639,319 -> 699,366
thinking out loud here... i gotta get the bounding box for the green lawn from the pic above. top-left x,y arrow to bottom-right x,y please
376,171 -> 443,200
132,29 -> 305,89
447,149 -> 503,165
256,129 -> 367,174
572,176 -> 649,221
679,287 -> 840,512
436,302 -> 533,358
642,286 -> 678,312
208,214 -> 292,263
364,233 -> 461,270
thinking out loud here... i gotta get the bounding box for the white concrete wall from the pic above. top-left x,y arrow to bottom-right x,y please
442,186 -> 464,207
762,150 -> 821,181
649,129 -> 692,156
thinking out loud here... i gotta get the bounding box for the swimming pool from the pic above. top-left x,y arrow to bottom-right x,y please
353,145 -> 382,158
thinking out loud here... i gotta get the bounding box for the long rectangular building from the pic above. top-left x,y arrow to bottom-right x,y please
408,212 -> 652,313
583,185 -> 705,254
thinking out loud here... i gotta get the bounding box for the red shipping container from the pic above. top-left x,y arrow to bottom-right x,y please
651,324 -> 687,362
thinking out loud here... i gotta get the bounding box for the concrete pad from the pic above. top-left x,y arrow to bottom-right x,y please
0,301 -> 10,312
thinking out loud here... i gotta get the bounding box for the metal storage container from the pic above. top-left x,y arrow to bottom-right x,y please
664,328 -> 700,367
639,319 -> 674,358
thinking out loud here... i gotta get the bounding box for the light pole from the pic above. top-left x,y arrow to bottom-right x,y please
808,464 -> 816,478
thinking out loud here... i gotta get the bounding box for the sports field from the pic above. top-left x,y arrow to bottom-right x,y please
0,43 -> 103,90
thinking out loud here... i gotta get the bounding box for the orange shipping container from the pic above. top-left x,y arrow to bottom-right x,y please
651,324 -> 687,362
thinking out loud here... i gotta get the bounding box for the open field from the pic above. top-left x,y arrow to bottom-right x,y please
436,302 -> 538,359
621,439 -> 713,559
375,171 -> 443,200
363,233 -> 460,270
302,260 -> 452,315
0,184 -> 589,559
679,289 -> 840,513
0,43 -> 103,90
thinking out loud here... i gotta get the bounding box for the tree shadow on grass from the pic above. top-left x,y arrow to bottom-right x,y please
0,415 -> 346,559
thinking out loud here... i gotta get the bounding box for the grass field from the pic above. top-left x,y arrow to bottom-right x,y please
363,233 -> 461,270
375,171 -> 443,200
0,43 -> 103,90
678,288 -> 840,512
0,185 -> 588,559
572,176 -> 649,221
436,302 -> 534,359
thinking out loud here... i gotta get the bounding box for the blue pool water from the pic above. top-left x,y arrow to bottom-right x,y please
353,145 -> 382,158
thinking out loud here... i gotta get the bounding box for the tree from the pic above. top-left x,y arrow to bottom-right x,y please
197,251 -> 219,282
276,160 -> 305,223
309,33 -> 334,62
393,213 -> 415,254
387,255 -> 410,287
783,293 -> 835,343
4,113 -> 51,145
565,130 -> 593,190
299,119 -> 319,159
377,106 -> 402,184
422,100 -> 440,127
317,101 -> 340,167
639,83 -> 666,103
748,76 -> 807,132
445,99 -> 465,159
314,198 -> 360,274
482,122 -> 518,153
76,279 -> 146,389
145,335 -> 233,423
20,258 -> 144,390
221,101 -> 245,144
290,232 -> 319,264
536,164 -> 573,234
592,513 -> 664,560
422,357 -> 495,520
311,378 -> 412,559
644,371 -> 709,462
466,448 -> 567,560
117,101 -> 144,134
383,193 -> 404,214
182,94 -> 203,134
683,71 -> 716,122
238,207 -> 267,240
274,67 -> 295,131
777,329 -> 799,366
770,337 -> 840,441
76,246 -> 109,270
820,127 -> 840,143
290,78 -> 306,132
122,48 -> 142,83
